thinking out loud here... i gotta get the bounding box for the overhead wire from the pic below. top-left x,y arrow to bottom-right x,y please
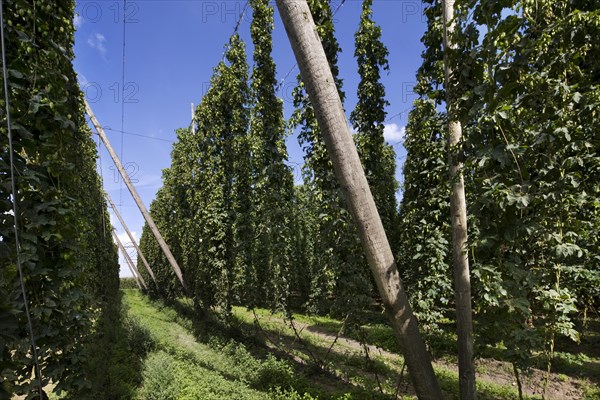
101,127 -> 175,143
275,0 -> 347,94
189,0 -> 348,128
385,105 -> 413,125
119,0 -> 127,212
275,0 -> 409,180
232,1 -> 249,38
0,0 -> 44,395
218,0 -> 249,63
189,0 -> 250,132
184,0 -> 409,194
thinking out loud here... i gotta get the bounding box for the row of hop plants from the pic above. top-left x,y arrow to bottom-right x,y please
137,0 -> 399,329
0,0 -> 120,397
138,1 -> 599,397
398,0 -> 600,393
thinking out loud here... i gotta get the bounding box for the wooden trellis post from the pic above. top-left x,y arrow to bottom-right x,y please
105,191 -> 157,284
85,99 -> 186,289
274,1 -> 442,398
442,0 -> 476,397
112,230 -> 146,290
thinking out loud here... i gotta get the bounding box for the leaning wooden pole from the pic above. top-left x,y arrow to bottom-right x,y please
126,264 -> 143,290
125,258 -> 143,290
275,2 -> 442,398
441,0 -> 476,397
105,191 -> 157,284
85,99 -> 186,289
113,230 -> 146,290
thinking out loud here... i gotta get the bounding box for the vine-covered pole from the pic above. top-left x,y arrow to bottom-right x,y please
85,99 -> 186,289
105,191 -> 157,284
112,230 -> 146,290
441,0 -> 476,397
275,1 -> 442,398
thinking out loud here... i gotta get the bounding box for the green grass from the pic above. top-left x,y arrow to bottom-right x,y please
231,305 -> 599,400
123,290 -> 278,399
232,307 -> 529,399
117,291 -> 598,399
122,289 -> 378,400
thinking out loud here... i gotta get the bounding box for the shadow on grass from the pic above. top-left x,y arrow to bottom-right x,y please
303,317 -> 458,364
160,297 -> 393,400
133,292 -> 597,400
305,309 -> 600,387
74,291 -> 151,400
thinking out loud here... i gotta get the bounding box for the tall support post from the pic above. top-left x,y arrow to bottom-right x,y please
113,230 -> 146,290
442,0 -> 476,397
105,191 -> 157,284
85,99 -> 186,289
275,2 -> 442,398
126,265 -> 143,290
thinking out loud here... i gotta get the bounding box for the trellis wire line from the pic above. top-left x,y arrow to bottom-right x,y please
275,0 -> 347,94
385,105 -> 414,124
119,0 -> 127,213
192,0 -> 348,128
101,127 -> 175,143
233,1 -> 249,37
189,0 -> 249,131
0,0 -> 44,395
218,0 -> 249,64
274,63 -> 297,93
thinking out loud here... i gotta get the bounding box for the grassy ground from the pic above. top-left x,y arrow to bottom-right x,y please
115,289 -> 600,400
121,289 -> 383,399
229,307 -> 599,399
52,289 -> 596,400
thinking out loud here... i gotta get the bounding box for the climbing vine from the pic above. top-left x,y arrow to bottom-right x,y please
464,0 -> 600,389
247,0 -> 296,310
0,0 -> 119,396
397,0 -> 453,334
350,0 -> 398,252
399,0 -> 600,392
290,0 -> 370,318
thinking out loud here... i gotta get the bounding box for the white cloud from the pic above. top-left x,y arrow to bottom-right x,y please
73,14 -> 83,28
115,231 -> 138,259
117,230 -> 138,245
383,123 -> 406,144
347,119 -> 356,135
87,33 -> 107,56
114,230 -> 138,278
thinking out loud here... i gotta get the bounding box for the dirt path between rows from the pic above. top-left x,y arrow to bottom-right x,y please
256,315 -> 586,400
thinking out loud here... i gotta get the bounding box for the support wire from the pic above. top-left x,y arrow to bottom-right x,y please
0,0 -> 44,395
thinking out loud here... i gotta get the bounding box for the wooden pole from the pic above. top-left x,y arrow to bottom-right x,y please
114,231 -> 147,290
442,0 -> 476,397
128,266 -> 143,290
112,230 -> 145,290
275,2 -> 442,398
126,259 -> 143,290
85,99 -> 186,289
105,191 -> 157,284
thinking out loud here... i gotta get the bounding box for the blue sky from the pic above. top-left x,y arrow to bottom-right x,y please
73,0 -> 428,277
